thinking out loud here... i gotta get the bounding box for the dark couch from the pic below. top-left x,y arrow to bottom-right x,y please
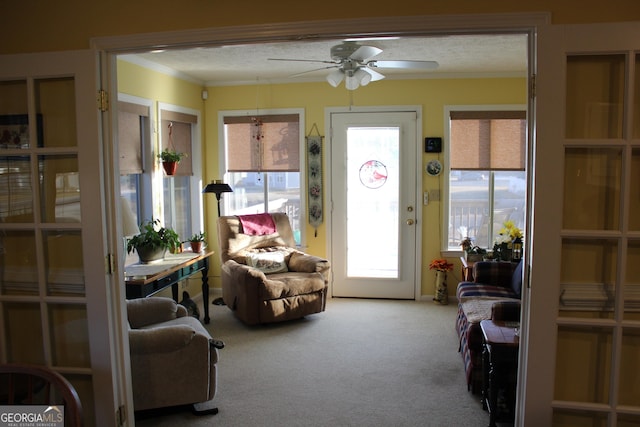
455,260 -> 522,393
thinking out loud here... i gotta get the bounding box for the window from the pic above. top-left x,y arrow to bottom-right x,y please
159,106 -> 201,239
222,111 -> 303,244
446,108 -> 526,251
118,99 -> 151,230
118,99 -> 202,242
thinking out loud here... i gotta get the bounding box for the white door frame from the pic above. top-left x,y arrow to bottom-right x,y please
92,13 -> 546,423
326,106 -> 422,300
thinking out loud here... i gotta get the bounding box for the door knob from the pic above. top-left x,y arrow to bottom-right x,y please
406,219 -> 415,226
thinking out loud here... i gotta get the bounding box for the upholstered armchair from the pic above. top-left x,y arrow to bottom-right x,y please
126,297 -> 219,414
217,213 -> 330,325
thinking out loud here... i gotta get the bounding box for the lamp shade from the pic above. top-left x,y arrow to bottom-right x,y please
121,197 -> 139,237
354,68 -> 372,86
326,69 -> 345,87
345,74 -> 359,90
202,180 -> 233,216
202,180 -> 233,196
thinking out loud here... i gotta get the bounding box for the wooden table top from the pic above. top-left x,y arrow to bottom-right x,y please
125,250 -> 214,285
480,319 -> 520,347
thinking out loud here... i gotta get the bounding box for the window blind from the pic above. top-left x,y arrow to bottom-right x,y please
450,110 -> 526,171
118,101 -> 149,175
160,110 -> 197,176
224,114 -> 300,172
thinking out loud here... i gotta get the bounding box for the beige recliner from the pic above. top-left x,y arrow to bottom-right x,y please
126,297 -> 219,414
217,213 -> 330,325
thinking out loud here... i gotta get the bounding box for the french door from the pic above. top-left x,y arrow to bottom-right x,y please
0,51 -> 123,426
330,110 -> 419,299
524,22 -> 640,426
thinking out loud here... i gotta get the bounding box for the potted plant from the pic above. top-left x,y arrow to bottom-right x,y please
460,237 -> 487,262
492,220 -> 523,262
157,148 -> 185,175
127,219 -> 181,263
187,231 -> 206,253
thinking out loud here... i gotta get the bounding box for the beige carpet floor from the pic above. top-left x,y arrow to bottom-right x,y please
134,297 -> 513,427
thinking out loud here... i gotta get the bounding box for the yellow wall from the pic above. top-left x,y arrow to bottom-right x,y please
2,2 -> 640,54
117,60 -> 204,112
117,60 -> 206,298
117,59 -> 526,295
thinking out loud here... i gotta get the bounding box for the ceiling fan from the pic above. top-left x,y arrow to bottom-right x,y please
268,41 -> 439,90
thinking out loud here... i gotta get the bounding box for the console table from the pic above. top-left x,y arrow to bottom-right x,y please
125,250 -> 214,324
480,319 -> 519,427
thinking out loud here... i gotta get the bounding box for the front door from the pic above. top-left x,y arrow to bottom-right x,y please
522,21 -> 640,425
330,110 -> 419,299
0,51 -> 122,426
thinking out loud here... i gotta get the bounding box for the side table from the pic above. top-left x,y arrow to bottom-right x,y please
480,319 -> 519,427
125,251 -> 214,324
460,256 -> 476,281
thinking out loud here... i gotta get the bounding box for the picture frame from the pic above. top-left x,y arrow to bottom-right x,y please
0,114 -> 44,149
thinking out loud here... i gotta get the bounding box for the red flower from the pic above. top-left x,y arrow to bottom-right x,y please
429,258 -> 453,272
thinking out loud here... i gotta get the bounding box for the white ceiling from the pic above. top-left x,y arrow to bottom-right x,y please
120,34 -> 528,87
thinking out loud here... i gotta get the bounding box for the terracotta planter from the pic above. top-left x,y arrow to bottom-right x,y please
190,241 -> 203,253
162,161 -> 178,175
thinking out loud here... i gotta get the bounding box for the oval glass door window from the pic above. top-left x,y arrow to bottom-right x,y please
359,160 -> 388,189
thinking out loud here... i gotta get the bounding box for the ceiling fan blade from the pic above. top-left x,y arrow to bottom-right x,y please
350,45 -> 382,62
268,58 -> 337,65
362,67 -> 385,82
368,60 -> 439,70
288,65 -> 339,78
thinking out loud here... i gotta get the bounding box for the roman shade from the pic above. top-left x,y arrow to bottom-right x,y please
224,114 -> 300,172
450,110 -> 526,171
160,110 -> 197,176
118,101 -> 149,175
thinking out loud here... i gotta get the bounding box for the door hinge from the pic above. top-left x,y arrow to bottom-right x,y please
116,405 -> 126,426
529,74 -> 536,99
97,89 -> 109,112
105,253 -> 115,275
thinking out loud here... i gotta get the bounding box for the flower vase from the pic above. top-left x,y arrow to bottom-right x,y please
433,270 -> 449,305
496,242 -> 512,262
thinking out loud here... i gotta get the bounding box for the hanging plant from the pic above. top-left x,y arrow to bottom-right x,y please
157,148 -> 185,163
158,122 -> 185,175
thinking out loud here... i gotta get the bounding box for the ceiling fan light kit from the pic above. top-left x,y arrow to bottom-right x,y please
270,41 -> 438,91
327,69 -> 344,87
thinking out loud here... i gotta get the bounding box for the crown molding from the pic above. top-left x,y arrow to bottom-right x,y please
91,13 -> 550,53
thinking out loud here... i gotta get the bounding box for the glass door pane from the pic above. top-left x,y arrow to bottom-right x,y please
551,47 -> 640,422
565,55 -> 625,139
346,126 -> 399,278
35,77 -> 77,148
563,148 -> 622,231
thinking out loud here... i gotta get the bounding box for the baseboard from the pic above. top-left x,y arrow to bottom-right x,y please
419,294 -> 458,304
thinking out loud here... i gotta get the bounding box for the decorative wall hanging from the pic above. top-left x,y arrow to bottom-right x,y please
306,124 -> 323,236
426,159 -> 442,176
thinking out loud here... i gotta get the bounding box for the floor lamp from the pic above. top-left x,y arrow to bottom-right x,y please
202,180 -> 233,216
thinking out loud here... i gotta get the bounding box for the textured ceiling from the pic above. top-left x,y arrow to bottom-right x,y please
121,34 -> 528,87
